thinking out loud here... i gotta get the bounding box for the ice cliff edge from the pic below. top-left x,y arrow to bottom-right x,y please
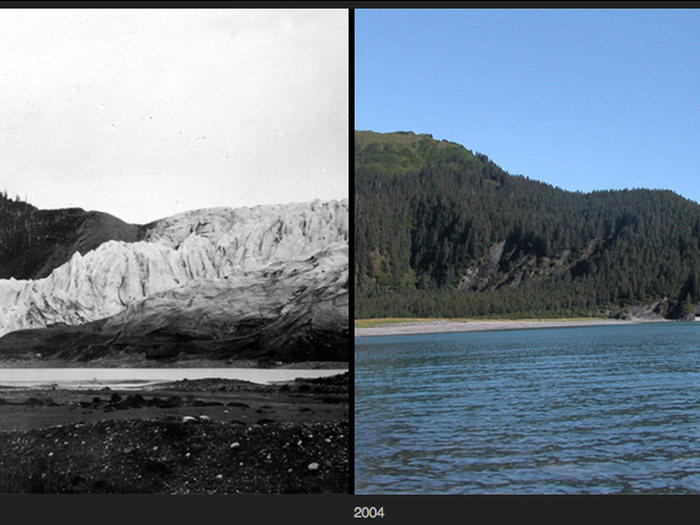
0,199 -> 348,361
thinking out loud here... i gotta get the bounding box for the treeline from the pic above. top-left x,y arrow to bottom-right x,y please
0,192 -> 107,279
355,130 -> 700,319
0,191 -> 39,277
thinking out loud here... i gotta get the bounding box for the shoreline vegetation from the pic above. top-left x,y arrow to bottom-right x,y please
354,317 -> 675,338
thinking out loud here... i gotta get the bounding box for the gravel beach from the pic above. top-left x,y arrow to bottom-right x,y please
354,318 -> 654,338
0,373 -> 349,494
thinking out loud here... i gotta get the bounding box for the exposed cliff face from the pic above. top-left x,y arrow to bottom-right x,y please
458,240 -> 575,292
0,199 -> 348,362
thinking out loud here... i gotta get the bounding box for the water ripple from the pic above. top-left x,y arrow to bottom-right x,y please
356,323 -> 700,494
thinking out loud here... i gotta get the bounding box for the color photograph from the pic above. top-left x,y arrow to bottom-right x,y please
355,8 -> 700,494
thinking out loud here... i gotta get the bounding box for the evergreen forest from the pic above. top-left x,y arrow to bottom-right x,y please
355,130 -> 700,320
0,191 -> 140,280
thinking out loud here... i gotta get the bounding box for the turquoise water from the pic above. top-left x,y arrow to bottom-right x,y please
355,323 -> 700,494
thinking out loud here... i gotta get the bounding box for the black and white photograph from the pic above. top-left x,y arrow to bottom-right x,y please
0,8 -> 349,495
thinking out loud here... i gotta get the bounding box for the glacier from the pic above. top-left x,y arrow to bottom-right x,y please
0,199 -> 348,361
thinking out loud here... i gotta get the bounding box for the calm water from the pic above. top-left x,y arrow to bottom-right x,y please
0,368 -> 347,390
355,323 -> 700,494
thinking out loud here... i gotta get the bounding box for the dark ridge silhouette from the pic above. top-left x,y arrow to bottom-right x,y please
0,193 -> 143,279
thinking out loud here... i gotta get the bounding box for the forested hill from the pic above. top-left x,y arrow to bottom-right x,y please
0,191 -> 140,280
355,130 -> 700,320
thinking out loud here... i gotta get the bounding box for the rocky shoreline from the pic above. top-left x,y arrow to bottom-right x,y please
0,373 -> 348,494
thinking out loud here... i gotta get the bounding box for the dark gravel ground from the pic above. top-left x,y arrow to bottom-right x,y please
0,373 -> 349,494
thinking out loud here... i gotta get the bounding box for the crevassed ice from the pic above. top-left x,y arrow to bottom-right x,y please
0,199 -> 348,336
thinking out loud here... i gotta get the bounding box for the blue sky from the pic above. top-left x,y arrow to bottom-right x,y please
356,8 -> 700,203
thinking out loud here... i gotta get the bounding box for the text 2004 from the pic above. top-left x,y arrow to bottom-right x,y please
354,507 -> 385,519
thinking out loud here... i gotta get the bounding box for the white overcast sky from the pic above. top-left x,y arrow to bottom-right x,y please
0,9 -> 348,224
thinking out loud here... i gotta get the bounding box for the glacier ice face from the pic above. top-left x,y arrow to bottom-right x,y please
103,245 -> 349,344
0,199 -> 348,343
143,199 -> 348,273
